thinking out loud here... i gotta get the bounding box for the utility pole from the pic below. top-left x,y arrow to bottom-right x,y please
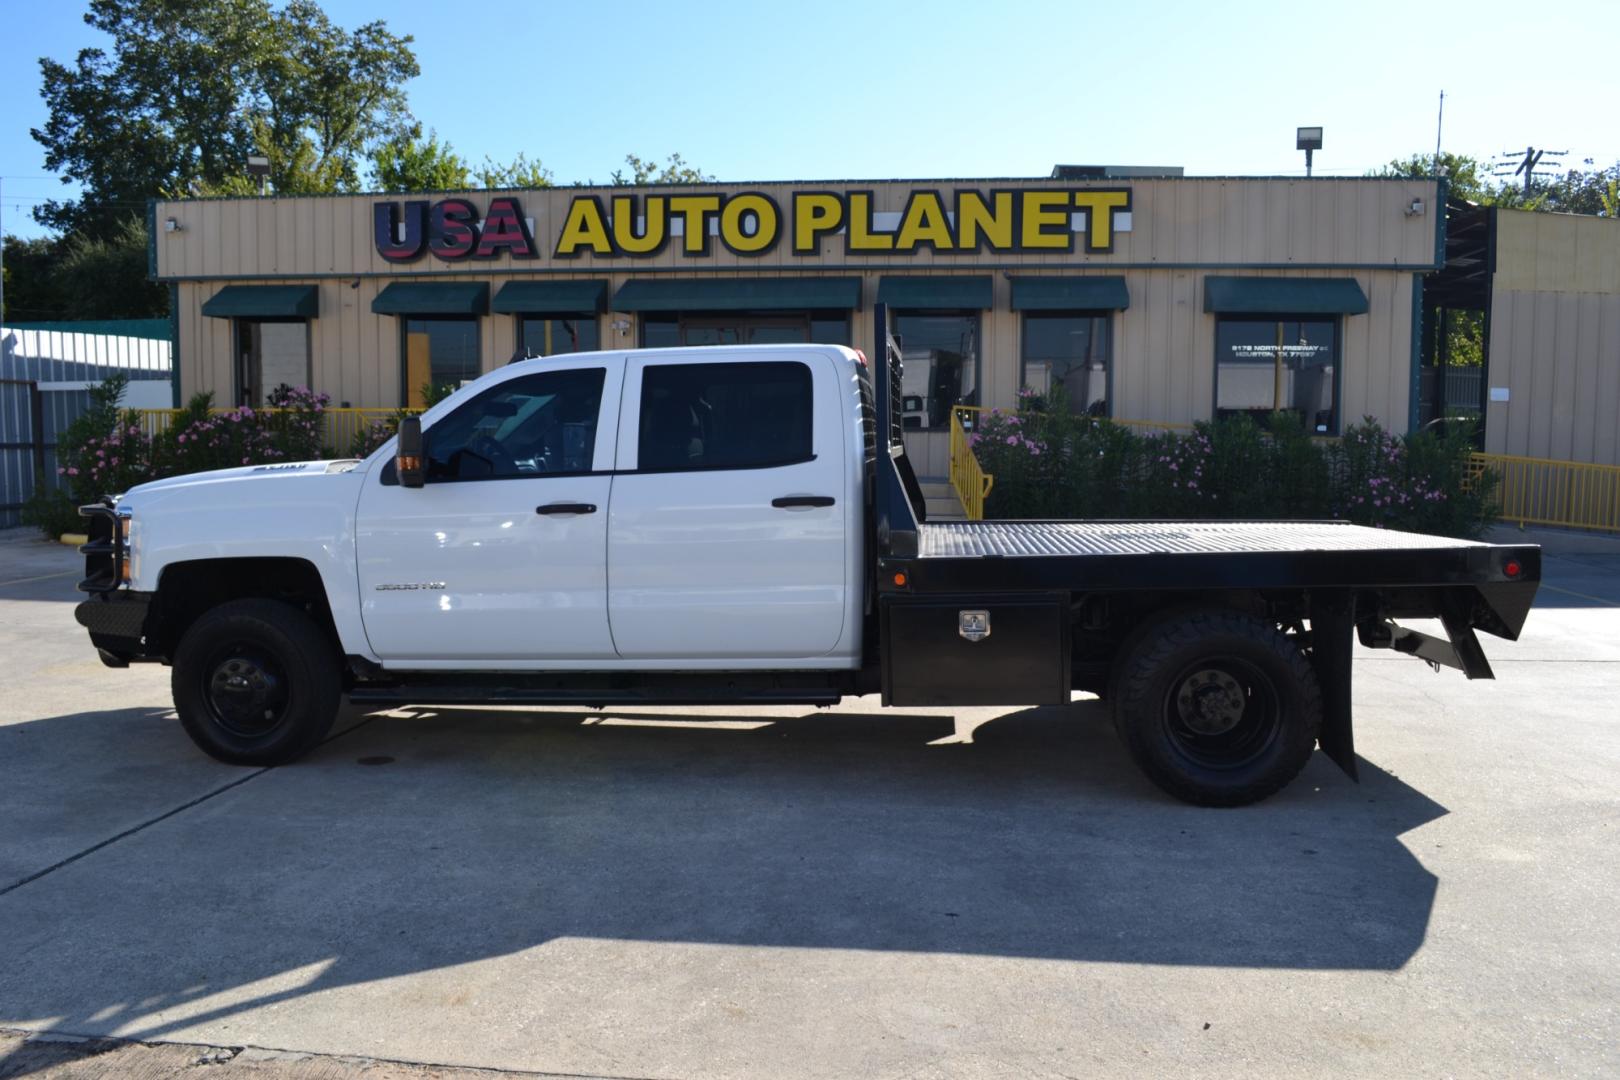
1494,146 -> 1568,198
1,175 -> 6,325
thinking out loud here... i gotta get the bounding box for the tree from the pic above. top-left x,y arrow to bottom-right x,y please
32,0 -> 418,235
611,153 -> 714,185
2,235 -> 70,322
54,216 -> 169,318
1536,159 -> 1620,217
475,152 -> 553,189
371,127 -> 471,192
1375,152 -> 1494,204
251,0 -> 419,194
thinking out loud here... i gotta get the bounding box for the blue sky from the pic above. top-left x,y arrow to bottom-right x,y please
2,0 -> 1615,240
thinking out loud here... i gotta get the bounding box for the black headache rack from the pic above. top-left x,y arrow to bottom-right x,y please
865,304 -> 1540,772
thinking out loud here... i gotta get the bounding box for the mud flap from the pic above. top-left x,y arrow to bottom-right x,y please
1311,594 -> 1358,781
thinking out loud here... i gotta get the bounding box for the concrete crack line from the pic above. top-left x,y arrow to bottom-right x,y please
0,716 -> 378,899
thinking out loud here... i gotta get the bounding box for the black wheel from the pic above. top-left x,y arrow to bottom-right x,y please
1111,610 -> 1322,807
171,598 -> 341,766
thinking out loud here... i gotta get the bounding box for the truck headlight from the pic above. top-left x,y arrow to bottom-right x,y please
118,510 -> 136,585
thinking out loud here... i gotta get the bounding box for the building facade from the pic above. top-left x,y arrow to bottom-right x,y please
151,175 -> 1443,474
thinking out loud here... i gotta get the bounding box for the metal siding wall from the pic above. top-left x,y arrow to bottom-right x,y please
151,180 -> 1440,430
1487,288 -> 1620,466
153,179 -> 1441,280
0,328 -> 173,523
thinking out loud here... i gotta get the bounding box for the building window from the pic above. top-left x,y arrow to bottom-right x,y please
637,361 -> 813,472
1215,318 -> 1339,434
1021,313 -> 1111,416
518,316 -> 599,357
401,317 -> 480,408
235,319 -> 310,406
892,312 -> 979,431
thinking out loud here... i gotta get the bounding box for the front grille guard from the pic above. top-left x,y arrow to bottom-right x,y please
77,499 -> 124,594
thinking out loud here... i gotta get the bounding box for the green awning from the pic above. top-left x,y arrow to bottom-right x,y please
1203,276 -> 1369,315
201,285 -> 319,319
1009,276 -> 1130,311
876,276 -> 993,310
611,277 -> 861,312
491,280 -> 608,315
371,282 -> 489,315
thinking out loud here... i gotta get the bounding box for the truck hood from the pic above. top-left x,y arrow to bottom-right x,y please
118,459 -> 363,503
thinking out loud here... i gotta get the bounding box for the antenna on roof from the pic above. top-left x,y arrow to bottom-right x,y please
1433,91 -> 1445,176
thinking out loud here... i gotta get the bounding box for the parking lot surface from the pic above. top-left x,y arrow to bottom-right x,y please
1,526 -> 1616,1079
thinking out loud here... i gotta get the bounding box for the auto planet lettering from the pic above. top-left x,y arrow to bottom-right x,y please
371,188 -> 1133,263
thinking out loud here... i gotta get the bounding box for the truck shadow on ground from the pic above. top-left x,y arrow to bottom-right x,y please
0,699 -> 1446,1068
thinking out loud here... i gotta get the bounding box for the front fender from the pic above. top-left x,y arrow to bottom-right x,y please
123,466 -> 374,660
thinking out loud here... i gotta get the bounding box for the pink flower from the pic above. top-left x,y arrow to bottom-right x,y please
1006,435 -> 1018,445
67,467 -> 79,477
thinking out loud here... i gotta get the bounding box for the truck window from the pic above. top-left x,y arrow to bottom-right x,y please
423,367 -> 605,481
638,361 -> 813,472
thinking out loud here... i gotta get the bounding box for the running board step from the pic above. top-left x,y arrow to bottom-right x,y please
348,676 -> 847,708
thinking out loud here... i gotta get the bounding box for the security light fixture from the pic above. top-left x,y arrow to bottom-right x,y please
246,154 -> 271,194
1296,127 -> 1323,177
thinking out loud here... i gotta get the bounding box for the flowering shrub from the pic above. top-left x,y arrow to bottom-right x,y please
349,411 -> 410,458
28,379 -> 349,539
970,399 -> 1495,539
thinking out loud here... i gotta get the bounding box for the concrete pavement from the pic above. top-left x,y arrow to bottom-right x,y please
0,525 -> 1615,1079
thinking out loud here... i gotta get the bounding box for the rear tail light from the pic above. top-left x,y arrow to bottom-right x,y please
1503,558 -> 1522,579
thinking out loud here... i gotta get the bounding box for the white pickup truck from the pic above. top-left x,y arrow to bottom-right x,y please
74,306 -> 1540,805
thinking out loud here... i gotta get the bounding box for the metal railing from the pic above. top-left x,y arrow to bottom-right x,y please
133,407 -> 415,455
947,407 -> 994,520
1469,452 -> 1620,533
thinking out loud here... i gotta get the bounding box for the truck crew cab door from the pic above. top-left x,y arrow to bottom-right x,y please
355,359 -> 622,661
608,352 -> 849,660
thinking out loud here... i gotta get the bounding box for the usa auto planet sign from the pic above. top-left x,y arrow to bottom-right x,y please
373,187 -> 1134,263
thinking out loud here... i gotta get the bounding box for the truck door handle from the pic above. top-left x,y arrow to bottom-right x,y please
771,495 -> 835,509
536,502 -> 597,515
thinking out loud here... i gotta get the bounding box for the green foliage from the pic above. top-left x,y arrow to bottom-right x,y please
972,408 -> 1495,539
420,381 -> 456,407
1376,151 -> 1620,218
475,152 -> 553,190
349,410 -> 409,458
31,0 -> 418,234
611,153 -> 714,185
2,234 -> 69,321
55,215 -> 168,318
20,479 -> 84,539
3,216 -> 166,321
371,127 -> 471,192
1377,152 -> 1494,203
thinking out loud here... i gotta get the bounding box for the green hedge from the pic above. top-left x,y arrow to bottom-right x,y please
969,390 -> 1497,538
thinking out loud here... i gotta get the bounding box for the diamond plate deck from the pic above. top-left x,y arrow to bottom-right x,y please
916,520 -> 1487,559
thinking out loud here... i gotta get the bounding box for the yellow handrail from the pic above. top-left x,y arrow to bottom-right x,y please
948,407 -> 994,520
1469,452 -> 1620,533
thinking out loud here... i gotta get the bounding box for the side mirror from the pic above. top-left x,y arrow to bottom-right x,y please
397,416 -> 424,488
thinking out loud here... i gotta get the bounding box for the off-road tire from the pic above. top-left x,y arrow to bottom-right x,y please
171,598 -> 341,766
1111,610 -> 1321,807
